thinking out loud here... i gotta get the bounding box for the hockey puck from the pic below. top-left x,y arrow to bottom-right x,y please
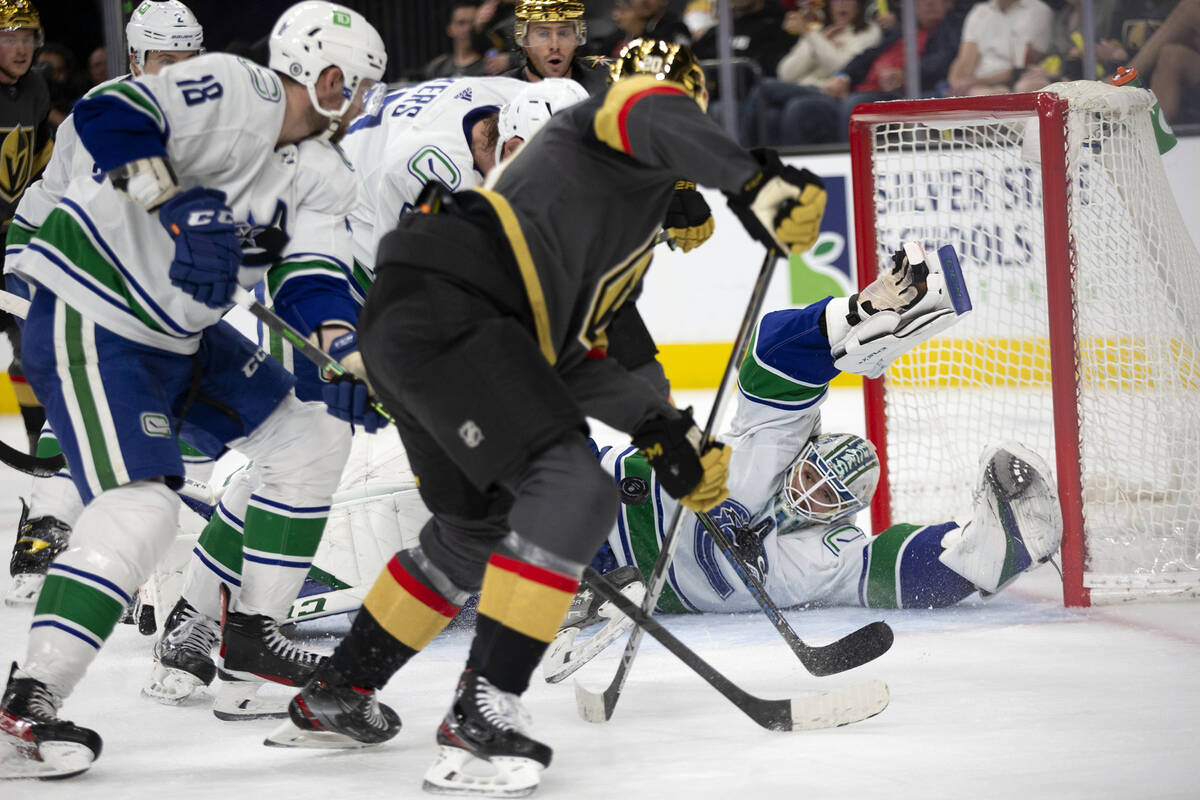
618,476 -> 650,505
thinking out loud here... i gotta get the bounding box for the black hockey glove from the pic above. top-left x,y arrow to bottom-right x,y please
726,148 -> 826,256
631,408 -> 730,512
663,180 -> 714,253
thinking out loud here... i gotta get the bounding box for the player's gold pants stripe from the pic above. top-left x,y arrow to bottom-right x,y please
477,553 -> 578,643
363,557 -> 458,651
9,377 -> 38,406
470,188 -> 556,365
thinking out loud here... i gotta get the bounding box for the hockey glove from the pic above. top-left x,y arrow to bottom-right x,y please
158,187 -> 242,309
726,148 -> 826,256
320,330 -> 389,434
631,408 -> 731,512
663,180 -> 714,253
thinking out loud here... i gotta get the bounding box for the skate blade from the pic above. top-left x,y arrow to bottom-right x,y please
422,746 -> 542,797
263,719 -> 381,749
3,574 -> 44,607
212,679 -> 289,721
0,737 -> 96,781
142,666 -> 208,706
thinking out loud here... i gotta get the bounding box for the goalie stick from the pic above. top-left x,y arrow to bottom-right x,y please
574,567 -> 890,731
695,510 -> 893,676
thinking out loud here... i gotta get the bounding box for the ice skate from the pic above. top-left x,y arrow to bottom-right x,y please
423,670 -> 550,797
5,500 -> 71,607
542,564 -> 644,683
0,663 -> 102,780
264,664 -> 400,749
143,598 -> 220,705
939,442 -> 1063,595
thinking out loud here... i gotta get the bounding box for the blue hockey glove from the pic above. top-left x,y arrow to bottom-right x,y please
320,330 -> 389,434
158,187 -> 242,308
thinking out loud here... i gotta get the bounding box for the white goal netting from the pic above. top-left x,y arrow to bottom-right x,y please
851,81 -> 1200,604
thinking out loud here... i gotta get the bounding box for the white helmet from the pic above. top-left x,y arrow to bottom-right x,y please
268,1 -> 387,137
126,1 -> 204,70
771,433 -> 880,529
496,78 -> 588,162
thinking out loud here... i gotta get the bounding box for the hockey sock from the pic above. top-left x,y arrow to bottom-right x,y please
336,551 -> 462,687
861,522 -> 977,608
184,502 -> 246,619
467,553 -> 578,694
18,401 -> 45,454
235,494 -> 328,616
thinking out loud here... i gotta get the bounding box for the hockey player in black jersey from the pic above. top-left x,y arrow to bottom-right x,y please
503,0 -> 609,94
267,38 -> 828,797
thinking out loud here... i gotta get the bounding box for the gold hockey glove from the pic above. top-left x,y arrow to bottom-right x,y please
727,148 -> 826,255
631,408 -> 730,511
664,180 -> 715,253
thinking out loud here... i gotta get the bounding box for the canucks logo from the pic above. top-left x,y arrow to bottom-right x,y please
693,498 -> 774,599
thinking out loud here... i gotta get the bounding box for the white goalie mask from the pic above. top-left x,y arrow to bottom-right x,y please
126,1 -> 204,70
771,433 -> 880,530
268,1 -> 387,140
495,78 -> 589,163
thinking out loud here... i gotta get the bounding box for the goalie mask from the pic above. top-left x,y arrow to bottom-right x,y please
514,0 -> 587,47
771,433 -> 880,530
495,78 -> 589,163
268,1 -> 387,141
609,37 -> 708,111
126,1 -> 205,72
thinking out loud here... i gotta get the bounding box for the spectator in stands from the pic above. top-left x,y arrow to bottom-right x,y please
1012,0 -> 1118,92
1129,0 -> 1200,123
591,0 -> 646,59
472,0 -> 520,74
633,0 -> 693,46
946,0 -> 1053,95
683,0 -> 716,40
33,42 -> 82,128
692,0 -> 796,78
425,1 -> 490,79
764,0 -> 962,144
747,0 -> 881,144
86,45 -> 107,85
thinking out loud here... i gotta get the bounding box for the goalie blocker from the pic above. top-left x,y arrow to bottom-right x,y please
824,242 -> 972,379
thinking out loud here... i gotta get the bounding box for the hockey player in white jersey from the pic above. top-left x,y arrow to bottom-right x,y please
4,0 -> 209,608
0,0 -> 387,780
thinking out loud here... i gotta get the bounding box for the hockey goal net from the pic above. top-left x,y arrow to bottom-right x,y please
848,82 -> 1200,606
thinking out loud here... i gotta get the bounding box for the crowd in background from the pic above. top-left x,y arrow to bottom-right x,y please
35,0 -> 1200,145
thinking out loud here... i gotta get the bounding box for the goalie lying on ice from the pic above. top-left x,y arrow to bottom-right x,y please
265,241 -> 1058,631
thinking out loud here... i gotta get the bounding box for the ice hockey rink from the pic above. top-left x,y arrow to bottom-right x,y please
0,388 -> 1197,800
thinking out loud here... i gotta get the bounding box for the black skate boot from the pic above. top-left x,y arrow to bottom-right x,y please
142,598 -> 220,705
423,669 -> 551,796
220,608 -> 327,687
5,500 -> 72,606
263,664 -> 401,749
0,662 -> 102,780
542,565 -> 645,684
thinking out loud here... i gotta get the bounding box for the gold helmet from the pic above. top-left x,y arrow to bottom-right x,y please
610,37 -> 707,110
0,0 -> 42,46
514,0 -> 587,47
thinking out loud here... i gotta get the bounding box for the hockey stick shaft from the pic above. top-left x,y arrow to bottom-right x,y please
695,510 -> 893,676
577,567 -> 890,731
580,247 -> 781,721
230,288 -> 394,424
0,291 -> 68,476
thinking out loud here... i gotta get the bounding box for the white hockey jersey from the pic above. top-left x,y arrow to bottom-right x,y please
338,75 -> 527,296
12,53 -> 357,354
601,302 -> 871,612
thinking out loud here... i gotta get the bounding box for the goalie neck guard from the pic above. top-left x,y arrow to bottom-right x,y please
771,433 -> 880,530
609,37 -> 708,111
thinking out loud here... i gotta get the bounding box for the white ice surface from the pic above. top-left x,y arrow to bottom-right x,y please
1,391 -> 1198,799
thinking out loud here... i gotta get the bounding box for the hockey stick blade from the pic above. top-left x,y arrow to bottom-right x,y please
696,511 -> 894,677
0,437 -> 65,477
574,568 -> 889,730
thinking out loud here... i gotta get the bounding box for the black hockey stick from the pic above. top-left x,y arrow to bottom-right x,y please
694,510 -> 893,676
575,567 -> 890,731
0,290 -> 69,477
576,247 -> 781,723
230,288 -> 394,424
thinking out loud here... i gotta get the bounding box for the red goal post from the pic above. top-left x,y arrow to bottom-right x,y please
848,86 -> 1200,607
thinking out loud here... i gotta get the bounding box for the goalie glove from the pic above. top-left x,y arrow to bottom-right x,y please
824,242 -> 973,379
631,408 -> 730,512
663,180 -> 714,253
726,148 -> 826,256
